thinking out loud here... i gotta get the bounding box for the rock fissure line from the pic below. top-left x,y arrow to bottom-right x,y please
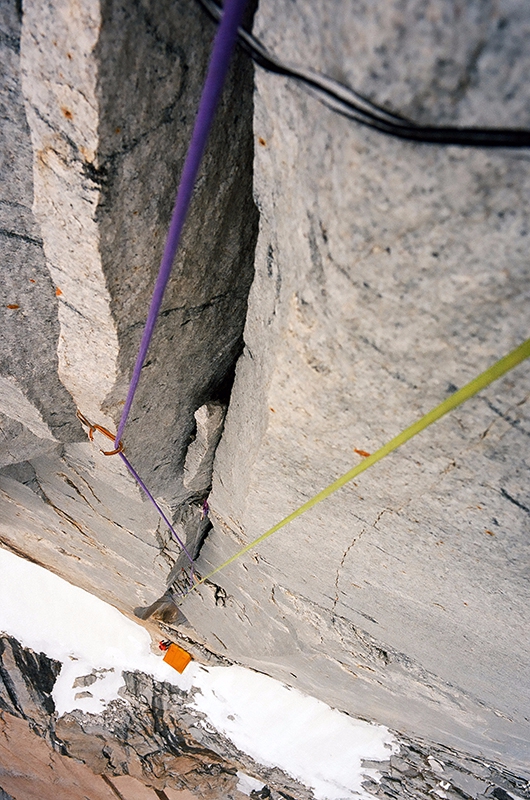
333,529 -> 367,613
480,394 -> 530,438
500,488 -> 530,515
279,584 -> 518,725
56,466 -> 160,550
34,481 -> 91,540
0,228 -> 42,246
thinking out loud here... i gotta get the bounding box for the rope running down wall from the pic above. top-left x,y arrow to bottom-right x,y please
185,338 -> 530,593
198,0 -> 530,148
80,1 -> 529,592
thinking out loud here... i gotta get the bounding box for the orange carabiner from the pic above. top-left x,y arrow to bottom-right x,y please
76,410 -> 124,456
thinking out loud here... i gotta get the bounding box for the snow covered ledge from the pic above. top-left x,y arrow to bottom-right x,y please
0,547 -> 396,800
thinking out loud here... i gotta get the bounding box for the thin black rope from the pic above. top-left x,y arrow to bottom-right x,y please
198,0 -> 530,148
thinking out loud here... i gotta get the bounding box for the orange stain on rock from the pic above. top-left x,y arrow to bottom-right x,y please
354,448 -> 371,458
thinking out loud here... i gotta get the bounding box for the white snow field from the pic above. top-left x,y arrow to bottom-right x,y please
0,547 -> 396,799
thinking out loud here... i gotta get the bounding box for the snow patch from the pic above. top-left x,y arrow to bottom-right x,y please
0,547 -> 396,798
0,548 -> 192,713
236,771 -> 266,795
192,665 -> 396,800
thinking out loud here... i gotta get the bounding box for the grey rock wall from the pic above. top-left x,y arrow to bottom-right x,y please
0,636 -> 60,735
179,0 -> 530,774
1,0 -> 530,780
1,0 -> 80,457
0,0 -> 256,613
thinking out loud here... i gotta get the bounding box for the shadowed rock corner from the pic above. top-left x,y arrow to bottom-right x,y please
0,0 -> 257,649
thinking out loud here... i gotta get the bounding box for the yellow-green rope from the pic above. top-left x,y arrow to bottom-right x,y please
190,338 -> 530,590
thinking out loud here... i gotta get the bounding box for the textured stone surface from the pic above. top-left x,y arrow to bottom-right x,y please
0,0 -> 257,617
0,0 -> 80,452
0,636 -> 60,736
1,0 -> 530,781
0,713 -> 119,800
19,0 -> 257,496
0,635 -> 309,800
56,670 -> 312,800
183,402 -> 226,495
177,0 -> 530,773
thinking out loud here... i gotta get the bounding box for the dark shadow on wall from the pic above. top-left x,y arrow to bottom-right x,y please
94,0 -> 259,509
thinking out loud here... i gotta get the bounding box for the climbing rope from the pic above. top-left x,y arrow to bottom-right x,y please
76,409 -> 196,583
115,0 -> 249,446
185,338 -> 530,593
198,0 -> 530,148
77,0 -> 248,580
76,0 -> 529,602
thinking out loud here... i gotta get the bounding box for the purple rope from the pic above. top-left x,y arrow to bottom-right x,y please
119,452 -> 195,585
115,0 -> 248,446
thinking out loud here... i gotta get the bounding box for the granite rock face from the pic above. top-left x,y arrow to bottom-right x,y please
0,0 -> 256,614
179,0 -> 530,772
1,0 -> 530,781
0,636 -> 60,736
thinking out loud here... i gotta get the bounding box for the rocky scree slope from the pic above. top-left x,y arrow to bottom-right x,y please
0,634 -> 310,799
1,636 -> 530,800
